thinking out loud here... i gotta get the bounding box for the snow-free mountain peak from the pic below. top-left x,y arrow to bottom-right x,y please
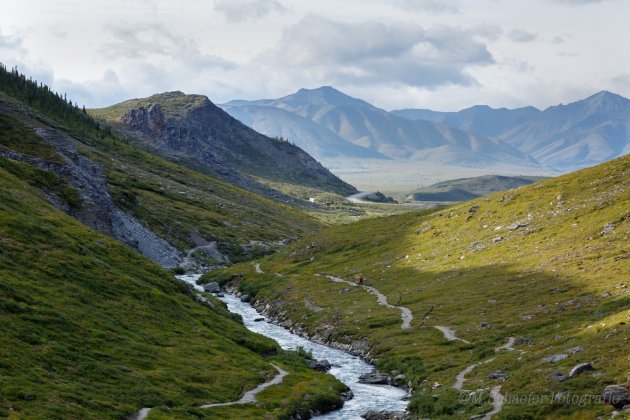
276,86 -> 374,109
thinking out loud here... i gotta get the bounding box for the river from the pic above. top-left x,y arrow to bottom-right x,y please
177,274 -> 408,419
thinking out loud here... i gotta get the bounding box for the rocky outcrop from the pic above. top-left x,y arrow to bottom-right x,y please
1,125 -> 182,268
116,92 -> 357,201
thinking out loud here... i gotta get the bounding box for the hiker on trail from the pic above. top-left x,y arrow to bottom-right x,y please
356,275 -> 364,285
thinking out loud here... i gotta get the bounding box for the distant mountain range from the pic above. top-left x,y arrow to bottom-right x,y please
222,87 -> 630,172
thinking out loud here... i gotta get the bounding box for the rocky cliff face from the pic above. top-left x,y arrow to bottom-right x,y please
112,92 -> 357,198
0,106 -> 182,268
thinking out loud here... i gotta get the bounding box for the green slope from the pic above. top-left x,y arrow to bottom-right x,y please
0,68 -> 322,264
0,152 -> 346,419
206,155 -> 630,419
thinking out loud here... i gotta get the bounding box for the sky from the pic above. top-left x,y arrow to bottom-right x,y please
2,0 -> 629,111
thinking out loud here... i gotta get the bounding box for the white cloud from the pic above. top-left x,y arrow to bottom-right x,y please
55,69 -> 127,108
508,29 -> 538,43
555,0 -> 615,4
259,16 -> 494,89
394,0 -> 459,14
214,0 -> 285,22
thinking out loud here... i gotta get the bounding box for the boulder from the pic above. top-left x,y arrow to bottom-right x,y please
240,295 -> 251,303
358,370 -> 391,385
569,363 -> 593,377
543,354 -> 568,363
489,370 -> 508,379
492,236 -> 506,243
602,385 -> 630,409
202,282 -> 221,293
254,317 -> 265,322
340,389 -> 354,401
549,372 -> 569,382
305,359 -> 332,372
566,346 -> 583,354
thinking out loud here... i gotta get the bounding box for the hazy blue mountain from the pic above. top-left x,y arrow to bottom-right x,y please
222,87 -> 540,168
392,105 -> 540,138
497,91 -> 630,170
221,103 -> 387,160
394,90 -> 630,171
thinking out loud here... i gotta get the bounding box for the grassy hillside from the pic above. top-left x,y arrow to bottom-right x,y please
0,88 -> 321,264
205,155 -> 629,418
0,159 -> 348,418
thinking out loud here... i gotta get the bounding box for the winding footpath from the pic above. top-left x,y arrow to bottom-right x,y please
201,364 -> 288,408
434,326 -> 471,344
323,275 -> 413,329
129,364 -> 288,419
452,336 -> 515,420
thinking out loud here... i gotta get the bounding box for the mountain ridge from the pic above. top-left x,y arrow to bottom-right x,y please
91,91 -> 358,199
222,86 -> 541,169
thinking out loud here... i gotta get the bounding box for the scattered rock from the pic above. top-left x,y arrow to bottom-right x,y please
515,337 -> 533,346
600,222 -> 615,236
202,282 -> 221,293
566,346 -> 583,354
215,292 -> 224,297
569,363 -> 593,377
469,242 -> 485,251
469,205 -> 480,213
602,385 -> 630,409
489,370 -> 508,379
544,354 -> 568,363
305,359 -> 332,372
488,299 -> 497,305
493,236 -> 506,243
362,410 -> 407,420
240,295 -> 251,303
521,314 -> 535,321
254,317 -> 265,322
550,372 -> 569,382
508,222 -> 528,231
194,295 -> 214,308
340,389 -> 354,401
358,370 -> 391,385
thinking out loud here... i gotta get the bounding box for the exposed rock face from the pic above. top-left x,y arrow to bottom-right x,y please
117,92 -> 357,201
1,125 -> 182,268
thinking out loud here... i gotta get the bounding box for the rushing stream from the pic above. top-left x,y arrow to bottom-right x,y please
177,275 -> 408,419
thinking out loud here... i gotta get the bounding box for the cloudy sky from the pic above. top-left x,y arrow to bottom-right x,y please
2,0 -> 629,111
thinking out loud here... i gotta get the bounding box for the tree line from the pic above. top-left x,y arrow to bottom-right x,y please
0,63 -> 112,138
